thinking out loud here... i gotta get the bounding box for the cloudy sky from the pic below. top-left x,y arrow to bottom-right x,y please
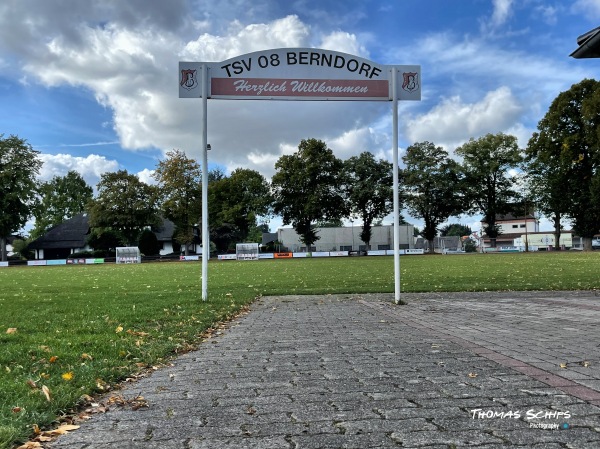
1,0 -> 598,233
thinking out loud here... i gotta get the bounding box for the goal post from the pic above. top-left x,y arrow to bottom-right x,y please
236,243 -> 259,261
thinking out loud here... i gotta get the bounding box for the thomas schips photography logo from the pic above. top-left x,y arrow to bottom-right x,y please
470,408 -> 571,430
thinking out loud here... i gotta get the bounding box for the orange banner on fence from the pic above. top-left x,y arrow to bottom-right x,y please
274,252 -> 293,259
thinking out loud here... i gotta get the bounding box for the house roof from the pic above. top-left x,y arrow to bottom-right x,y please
571,26 -> 600,59
28,213 -> 90,249
28,214 -> 177,249
153,218 -> 176,242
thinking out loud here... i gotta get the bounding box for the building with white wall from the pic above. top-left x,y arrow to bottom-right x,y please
274,224 -> 414,253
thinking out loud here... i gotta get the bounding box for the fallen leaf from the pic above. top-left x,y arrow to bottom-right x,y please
580,361 -> 591,367
12,407 -> 22,413
559,362 -> 568,369
45,424 -> 80,436
41,385 -> 51,401
6,327 -> 17,334
247,406 -> 257,415
27,379 -> 38,389
115,325 -> 124,333
81,353 -> 93,361
32,424 -> 41,435
49,356 -> 58,363
16,442 -> 42,449
467,372 -> 478,378
38,435 -> 53,442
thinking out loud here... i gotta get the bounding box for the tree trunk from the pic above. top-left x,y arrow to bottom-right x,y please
582,236 -> 593,251
553,215 -> 562,250
427,238 -> 435,254
0,236 -> 6,262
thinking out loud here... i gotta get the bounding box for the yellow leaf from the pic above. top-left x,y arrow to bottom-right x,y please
62,371 -> 74,381
6,328 -> 17,334
115,325 -> 124,333
467,372 -> 478,378
41,385 -> 51,401
559,362 -> 568,369
45,424 -> 80,436
32,424 -> 41,435
81,353 -> 93,361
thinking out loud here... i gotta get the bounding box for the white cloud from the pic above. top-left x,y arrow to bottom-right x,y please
137,168 -> 157,185
572,0 -> 600,20
39,153 -> 119,187
404,86 -> 522,150
480,0 -> 514,34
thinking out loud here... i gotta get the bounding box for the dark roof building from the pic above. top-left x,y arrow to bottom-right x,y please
28,213 -> 91,259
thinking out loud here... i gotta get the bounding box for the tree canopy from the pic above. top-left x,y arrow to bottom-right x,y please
153,149 -> 201,254
344,152 -> 393,249
272,138 -> 346,248
456,133 -> 522,247
402,141 -> 464,253
31,171 -> 93,239
88,170 -> 160,245
526,79 -> 600,250
0,134 -> 42,261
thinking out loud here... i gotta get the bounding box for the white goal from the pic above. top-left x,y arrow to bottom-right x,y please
236,243 -> 259,261
116,247 -> 141,264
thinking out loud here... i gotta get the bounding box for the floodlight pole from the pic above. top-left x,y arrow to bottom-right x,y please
201,64 -> 209,301
392,68 -> 401,304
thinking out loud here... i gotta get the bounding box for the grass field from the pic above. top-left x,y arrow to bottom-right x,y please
1,252 -> 600,448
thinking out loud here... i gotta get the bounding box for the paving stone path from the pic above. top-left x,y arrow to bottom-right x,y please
49,292 -> 600,448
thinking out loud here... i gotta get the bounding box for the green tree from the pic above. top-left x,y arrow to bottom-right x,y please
272,139 -> 347,249
31,171 -> 93,239
153,149 -> 201,255
402,141 -> 464,254
439,223 -> 472,237
0,134 -> 42,261
209,168 -> 272,246
344,152 -> 393,250
88,170 -> 159,245
87,229 -> 124,256
138,229 -> 160,256
525,79 -> 600,250
456,133 -> 522,248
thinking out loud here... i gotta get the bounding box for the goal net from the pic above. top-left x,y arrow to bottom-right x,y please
236,243 -> 259,261
116,247 -> 141,264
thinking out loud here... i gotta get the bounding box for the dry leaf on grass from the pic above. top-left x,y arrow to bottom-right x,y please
6,327 -> 17,334
41,385 -> 51,401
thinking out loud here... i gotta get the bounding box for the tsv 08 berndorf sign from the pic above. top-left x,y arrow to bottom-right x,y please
179,48 -> 420,101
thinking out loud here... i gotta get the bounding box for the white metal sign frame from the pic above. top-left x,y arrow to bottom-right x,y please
179,48 -> 421,303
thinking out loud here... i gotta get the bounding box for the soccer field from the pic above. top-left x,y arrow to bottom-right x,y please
1,252 -> 600,448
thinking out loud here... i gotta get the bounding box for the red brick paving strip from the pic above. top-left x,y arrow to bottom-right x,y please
359,300 -> 600,406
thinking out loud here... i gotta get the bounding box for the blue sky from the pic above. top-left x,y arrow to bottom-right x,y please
1,0 -> 599,233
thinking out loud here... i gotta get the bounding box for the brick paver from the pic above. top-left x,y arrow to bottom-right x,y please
48,292 -> 600,448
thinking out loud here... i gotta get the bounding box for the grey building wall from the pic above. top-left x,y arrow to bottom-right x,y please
277,225 -> 414,252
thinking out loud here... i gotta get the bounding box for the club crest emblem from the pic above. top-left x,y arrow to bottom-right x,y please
402,72 -> 419,93
180,69 -> 198,90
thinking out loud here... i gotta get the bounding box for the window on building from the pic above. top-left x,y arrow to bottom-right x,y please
340,245 -> 352,251
512,224 -> 518,228
378,244 -> 391,250
520,224 -> 526,228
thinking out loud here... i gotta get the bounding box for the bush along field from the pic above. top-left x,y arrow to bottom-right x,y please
1,252 -> 600,448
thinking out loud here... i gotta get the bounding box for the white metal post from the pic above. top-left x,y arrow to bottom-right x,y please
392,68 -> 401,304
200,64 -> 209,301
